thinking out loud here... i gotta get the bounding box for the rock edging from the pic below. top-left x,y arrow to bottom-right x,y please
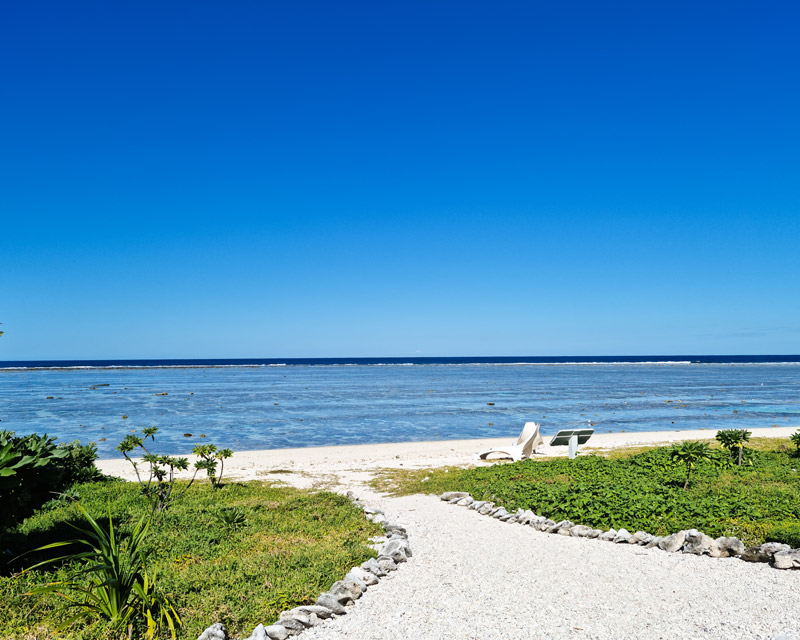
196,491 -> 412,640
437,491 -> 800,570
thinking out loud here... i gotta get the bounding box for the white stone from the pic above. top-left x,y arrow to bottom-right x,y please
264,625 -> 289,640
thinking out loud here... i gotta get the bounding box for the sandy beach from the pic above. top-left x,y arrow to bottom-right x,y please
97,426 -> 799,490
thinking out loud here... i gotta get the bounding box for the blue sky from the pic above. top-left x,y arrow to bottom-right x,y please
2,1 -> 799,359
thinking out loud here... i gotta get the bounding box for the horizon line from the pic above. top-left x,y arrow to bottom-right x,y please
2,353 -> 800,364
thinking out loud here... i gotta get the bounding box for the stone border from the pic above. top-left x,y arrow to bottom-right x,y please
196,491 -> 412,640
438,491 -> 800,570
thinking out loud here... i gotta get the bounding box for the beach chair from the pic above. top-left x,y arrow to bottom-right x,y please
477,422 -> 544,462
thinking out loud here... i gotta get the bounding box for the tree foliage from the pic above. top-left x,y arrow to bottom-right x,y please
1,431 -> 99,526
715,429 -> 752,466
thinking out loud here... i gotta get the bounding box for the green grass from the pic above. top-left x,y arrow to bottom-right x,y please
0,479 -> 381,640
374,440 -> 800,547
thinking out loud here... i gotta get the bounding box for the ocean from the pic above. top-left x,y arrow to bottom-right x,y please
1,356 -> 798,458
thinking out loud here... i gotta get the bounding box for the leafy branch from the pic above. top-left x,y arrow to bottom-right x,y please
117,427 -> 198,512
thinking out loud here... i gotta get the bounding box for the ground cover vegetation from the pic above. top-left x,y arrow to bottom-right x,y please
1,430 -> 382,640
376,432 -> 800,548
2,479 -> 381,640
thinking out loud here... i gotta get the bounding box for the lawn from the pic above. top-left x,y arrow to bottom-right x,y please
374,438 -> 800,547
0,479 -> 381,640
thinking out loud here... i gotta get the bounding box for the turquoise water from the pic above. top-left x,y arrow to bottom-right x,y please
1,363 -> 798,457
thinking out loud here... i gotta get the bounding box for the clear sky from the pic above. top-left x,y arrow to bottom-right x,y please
2,1 -> 799,360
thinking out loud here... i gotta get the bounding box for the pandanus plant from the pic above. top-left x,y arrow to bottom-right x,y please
25,504 -> 180,639
670,441 -> 712,490
715,429 -> 752,466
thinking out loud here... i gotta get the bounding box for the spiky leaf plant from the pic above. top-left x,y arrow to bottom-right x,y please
25,503 -> 180,639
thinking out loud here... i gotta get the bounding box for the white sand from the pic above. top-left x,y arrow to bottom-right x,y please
96,426 -> 799,491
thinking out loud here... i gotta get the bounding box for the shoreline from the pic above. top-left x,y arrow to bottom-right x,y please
96,426 -> 799,488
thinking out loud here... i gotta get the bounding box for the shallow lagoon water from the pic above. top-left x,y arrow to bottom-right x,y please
1,363 -> 798,457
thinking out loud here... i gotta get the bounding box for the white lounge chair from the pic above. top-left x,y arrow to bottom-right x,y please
478,422 -> 543,462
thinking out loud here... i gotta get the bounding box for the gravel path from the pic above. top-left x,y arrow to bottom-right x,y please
304,490 -> 800,640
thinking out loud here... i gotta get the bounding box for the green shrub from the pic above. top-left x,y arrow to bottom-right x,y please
670,441 -> 712,489
0,431 -> 99,528
791,430 -> 800,456
212,506 -> 247,531
193,444 -> 234,490
57,440 -> 103,485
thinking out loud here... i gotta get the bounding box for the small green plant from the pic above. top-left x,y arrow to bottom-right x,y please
213,506 -> 247,531
716,429 -> 752,466
669,441 -> 712,489
24,503 -> 181,639
56,439 -> 102,484
193,444 -> 234,489
117,427 -> 198,512
791,430 -> 800,456
40,487 -> 81,511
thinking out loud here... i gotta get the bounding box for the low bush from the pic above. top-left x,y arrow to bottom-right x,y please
117,427 -> 199,512
193,444 -> 233,490
715,429 -> 752,466
57,439 -> 103,486
0,431 -> 100,527
669,441 -> 712,489
791,430 -> 800,456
